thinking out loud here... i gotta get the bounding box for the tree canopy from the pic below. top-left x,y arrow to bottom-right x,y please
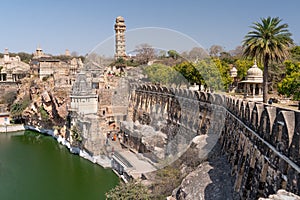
243,16 -> 293,102
278,60 -> 300,100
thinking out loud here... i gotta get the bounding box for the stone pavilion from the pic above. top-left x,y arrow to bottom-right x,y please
240,60 -> 263,102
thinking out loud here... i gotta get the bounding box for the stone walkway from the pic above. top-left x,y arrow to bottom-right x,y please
94,155 -> 112,168
0,124 -> 24,133
107,140 -> 157,179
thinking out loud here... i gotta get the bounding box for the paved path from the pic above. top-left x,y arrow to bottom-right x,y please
0,124 -> 24,133
107,140 -> 157,179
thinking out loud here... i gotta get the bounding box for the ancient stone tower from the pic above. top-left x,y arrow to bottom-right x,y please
3,48 -> 10,63
114,16 -> 126,59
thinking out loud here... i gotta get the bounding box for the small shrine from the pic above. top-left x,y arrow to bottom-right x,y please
229,66 -> 238,92
240,60 -> 263,102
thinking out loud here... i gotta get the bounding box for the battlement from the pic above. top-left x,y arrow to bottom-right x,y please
126,83 -> 300,198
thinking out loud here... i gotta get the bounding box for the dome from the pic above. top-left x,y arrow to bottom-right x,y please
116,16 -> 125,23
247,62 -> 262,78
243,60 -> 263,83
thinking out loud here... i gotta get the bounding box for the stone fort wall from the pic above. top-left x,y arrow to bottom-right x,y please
127,83 -> 300,199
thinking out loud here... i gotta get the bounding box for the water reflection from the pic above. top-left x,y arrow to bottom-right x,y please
0,130 -> 119,200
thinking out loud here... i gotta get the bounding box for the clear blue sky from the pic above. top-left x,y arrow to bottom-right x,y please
1,0 -> 300,55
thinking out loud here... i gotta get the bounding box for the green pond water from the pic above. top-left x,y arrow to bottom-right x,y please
0,130 -> 119,200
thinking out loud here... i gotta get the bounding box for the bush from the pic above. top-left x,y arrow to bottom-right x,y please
106,180 -> 151,200
39,105 -> 49,121
151,166 -> 182,199
10,95 -> 31,117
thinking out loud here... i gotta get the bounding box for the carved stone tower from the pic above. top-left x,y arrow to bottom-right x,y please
3,48 -> 10,63
34,45 -> 44,58
114,16 -> 126,59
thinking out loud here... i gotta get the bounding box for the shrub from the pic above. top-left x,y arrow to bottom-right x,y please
106,180 -> 151,200
10,95 -> 31,117
39,105 -> 49,121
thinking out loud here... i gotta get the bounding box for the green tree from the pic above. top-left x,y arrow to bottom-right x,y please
144,63 -> 177,86
243,17 -> 293,103
167,50 -> 180,59
173,61 -> 203,89
290,46 -> 300,62
194,59 -> 225,91
278,60 -> 300,100
106,181 -> 151,200
234,59 -> 253,80
213,58 -> 233,90
115,57 -> 125,65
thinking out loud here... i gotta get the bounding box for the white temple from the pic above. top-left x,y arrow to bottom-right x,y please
0,48 -> 30,82
240,60 -> 263,102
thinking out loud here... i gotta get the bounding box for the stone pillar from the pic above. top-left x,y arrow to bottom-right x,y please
6,71 -> 12,82
247,84 -> 249,96
259,85 -> 262,95
252,83 -> 256,97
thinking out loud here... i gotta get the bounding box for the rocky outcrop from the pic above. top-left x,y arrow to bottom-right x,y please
173,155 -> 239,200
121,120 -> 168,161
17,77 -> 69,129
258,189 -> 300,200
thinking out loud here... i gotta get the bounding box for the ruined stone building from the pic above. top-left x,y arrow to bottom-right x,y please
30,47 -> 83,85
70,72 -> 98,115
0,48 -> 30,82
114,16 -> 126,59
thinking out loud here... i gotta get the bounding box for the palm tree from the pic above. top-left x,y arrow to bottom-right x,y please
243,17 -> 293,103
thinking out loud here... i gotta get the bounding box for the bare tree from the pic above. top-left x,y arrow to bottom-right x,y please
209,45 -> 224,57
71,51 -> 79,57
187,47 -> 207,62
135,43 -> 155,65
229,46 -> 244,58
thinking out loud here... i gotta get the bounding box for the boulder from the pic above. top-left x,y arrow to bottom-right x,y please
258,189 -> 300,200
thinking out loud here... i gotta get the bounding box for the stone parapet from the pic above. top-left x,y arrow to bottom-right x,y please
125,83 -> 300,198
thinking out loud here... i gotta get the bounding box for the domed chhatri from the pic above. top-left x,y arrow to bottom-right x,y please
246,60 -> 263,81
240,60 -> 263,102
116,16 -> 125,23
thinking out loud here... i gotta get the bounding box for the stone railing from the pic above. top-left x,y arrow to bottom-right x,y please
127,83 -> 300,199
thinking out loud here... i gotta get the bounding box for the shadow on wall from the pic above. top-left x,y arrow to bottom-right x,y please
204,143 -> 240,200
